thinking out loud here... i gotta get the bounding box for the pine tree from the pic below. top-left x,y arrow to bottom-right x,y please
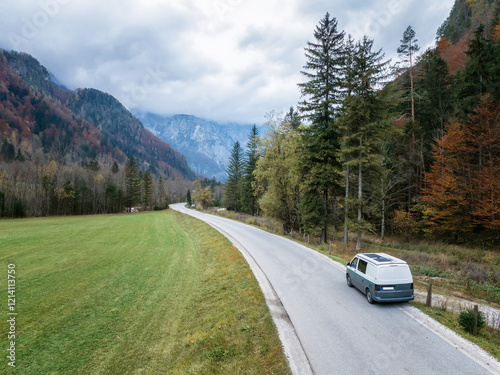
397,25 -> 420,122
224,141 -> 244,212
456,25 -> 498,116
142,170 -> 153,210
339,36 -> 391,250
283,107 -> 301,130
341,35 -> 357,244
186,189 -> 192,206
125,156 -> 140,211
241,125 -> 260,215
417,50 -> 452,166
111,161 -> 120,174
1,138 -> 15,162
298,12 -> 345,243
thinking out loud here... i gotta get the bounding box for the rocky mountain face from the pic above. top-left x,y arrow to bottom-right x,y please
135,112 -> 266,181
0,49 -> 196,180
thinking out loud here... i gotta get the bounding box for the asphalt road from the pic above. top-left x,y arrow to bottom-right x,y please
172,204 -> 496,375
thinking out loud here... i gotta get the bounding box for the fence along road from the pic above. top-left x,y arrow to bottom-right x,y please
171,204 -> 499,375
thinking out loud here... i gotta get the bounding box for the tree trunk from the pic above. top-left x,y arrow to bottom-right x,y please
381,194 -> 386,239
321,190 -> 328,244
357,155 -> 363,251
410,47 -> 415,122
344,164 -> 349,244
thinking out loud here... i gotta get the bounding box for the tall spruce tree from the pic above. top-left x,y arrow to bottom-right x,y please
456,25 -> 498,117
341,35 -> 357,244
241,125 -> 260,215
416,50 -> 452,172
125,156 -> 140,211
397,25 -> 420,122
142,169 -> 153,210
224,141 -> 244,212
339,36 -> 391,250
298,13 -> 345,243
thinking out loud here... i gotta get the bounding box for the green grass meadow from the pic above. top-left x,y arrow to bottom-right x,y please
0,211 -> 291,374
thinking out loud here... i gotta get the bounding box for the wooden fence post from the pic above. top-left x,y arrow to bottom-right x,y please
426,283 -> 432,307
473,305 -> 478,336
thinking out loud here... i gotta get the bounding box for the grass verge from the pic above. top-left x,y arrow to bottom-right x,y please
411,302 -> 500,361
0,210 -> 291,374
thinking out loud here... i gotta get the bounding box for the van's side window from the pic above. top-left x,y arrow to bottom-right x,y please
358,260 -> 368,274
351,257 -> 359,269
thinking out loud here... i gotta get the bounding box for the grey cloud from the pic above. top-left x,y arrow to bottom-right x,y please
0,0 -> 455,124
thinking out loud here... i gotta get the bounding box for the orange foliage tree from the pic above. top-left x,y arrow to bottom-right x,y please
466,97 -> 500,231
422,121 -> 473,239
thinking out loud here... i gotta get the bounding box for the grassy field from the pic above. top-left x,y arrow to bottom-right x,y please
0,210 -> 291,375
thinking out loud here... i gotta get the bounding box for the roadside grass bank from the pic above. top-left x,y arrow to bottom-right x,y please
412,302 -> 500,361
0,210 -> 291,375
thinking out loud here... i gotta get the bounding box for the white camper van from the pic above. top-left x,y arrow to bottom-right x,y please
346,253 -> 414,304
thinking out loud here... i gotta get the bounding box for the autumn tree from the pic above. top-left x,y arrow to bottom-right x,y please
467,97 -> 500,234
255,118 -> 304,234
192,180 -> 213,209
422,122 -> 472,240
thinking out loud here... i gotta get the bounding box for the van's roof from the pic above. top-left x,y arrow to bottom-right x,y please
356,253 -> 408,266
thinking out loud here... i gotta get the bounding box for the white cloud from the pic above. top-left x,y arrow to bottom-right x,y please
0,0 -> 455,123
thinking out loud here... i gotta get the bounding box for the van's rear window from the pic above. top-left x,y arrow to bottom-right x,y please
379,266 -> 411,280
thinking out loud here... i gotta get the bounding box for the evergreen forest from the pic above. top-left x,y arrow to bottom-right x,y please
223,9 -> 500,248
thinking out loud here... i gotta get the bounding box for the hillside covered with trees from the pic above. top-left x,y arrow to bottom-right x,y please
0,49 -> 196,217
223,2 -> 500,248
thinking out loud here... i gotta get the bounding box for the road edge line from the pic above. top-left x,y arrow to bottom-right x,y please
172,206 -> 314,375
399,304 -> 500,374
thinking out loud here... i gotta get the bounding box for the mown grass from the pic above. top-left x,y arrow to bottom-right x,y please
0,211 -> 291,375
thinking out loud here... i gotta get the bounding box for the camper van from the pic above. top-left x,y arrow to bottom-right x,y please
346,253 -> 414,304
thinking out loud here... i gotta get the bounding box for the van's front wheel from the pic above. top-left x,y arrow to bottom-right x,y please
346,274 -> 353,287
366,289 -> 375,304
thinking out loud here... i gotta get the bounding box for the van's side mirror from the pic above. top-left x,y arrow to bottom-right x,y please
346,262 -> 351,267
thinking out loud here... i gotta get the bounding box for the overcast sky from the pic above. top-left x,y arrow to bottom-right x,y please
0,0 -> 455,124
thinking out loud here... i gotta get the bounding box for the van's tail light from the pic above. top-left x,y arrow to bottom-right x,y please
375,284 -> 381,291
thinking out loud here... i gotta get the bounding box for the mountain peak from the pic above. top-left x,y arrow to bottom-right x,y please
135,111 -> 266,181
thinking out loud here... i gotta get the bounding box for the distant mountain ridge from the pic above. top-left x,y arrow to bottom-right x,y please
135,112 -> 267,181
0,49 -> 196,179
437,0 -> 499,44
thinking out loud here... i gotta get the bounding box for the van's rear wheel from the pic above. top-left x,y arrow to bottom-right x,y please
366,289 -> 375,304
346,274 -> 353,287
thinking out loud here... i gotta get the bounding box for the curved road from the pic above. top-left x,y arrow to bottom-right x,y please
172,204 -> 498,374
